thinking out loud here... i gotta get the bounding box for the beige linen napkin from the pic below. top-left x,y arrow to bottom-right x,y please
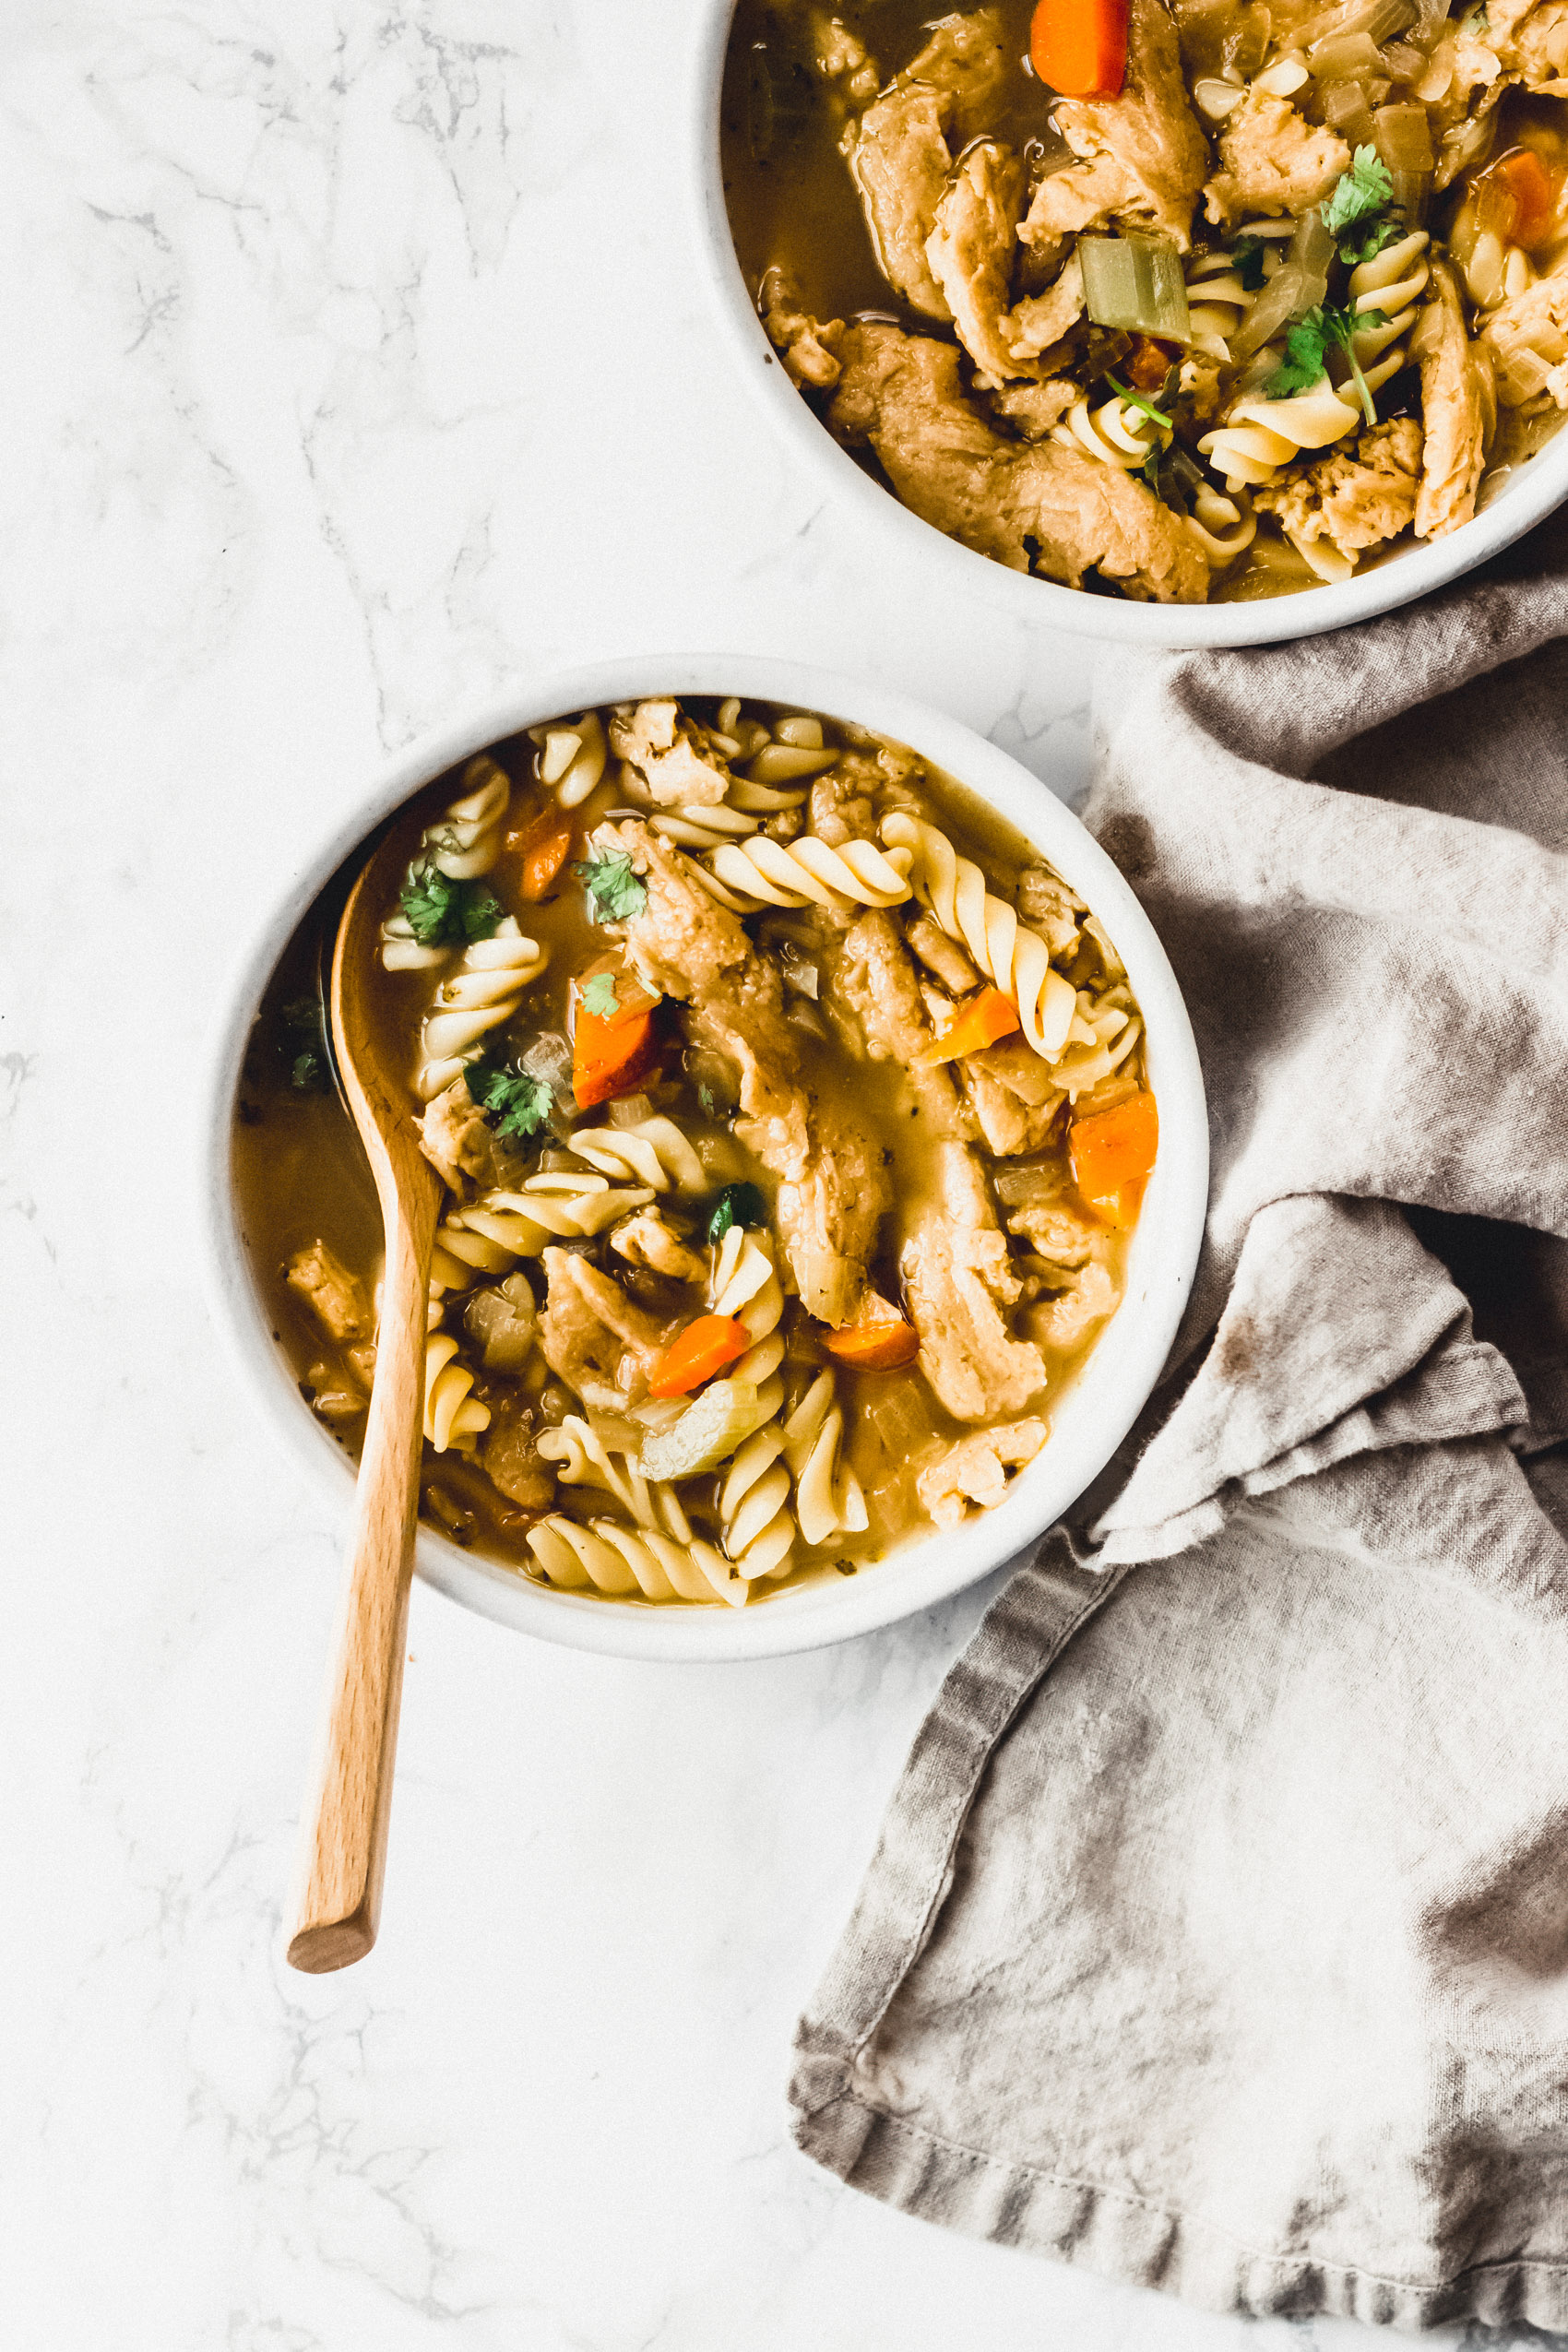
789,516 -> 1568,2333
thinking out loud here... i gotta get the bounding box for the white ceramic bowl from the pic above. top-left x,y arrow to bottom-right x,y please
687,0 -> 1568,651
201,656 -> 1207,1661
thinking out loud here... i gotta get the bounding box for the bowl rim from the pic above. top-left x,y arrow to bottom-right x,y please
685,0 -> 1568,652
199,654 -> 1209,1662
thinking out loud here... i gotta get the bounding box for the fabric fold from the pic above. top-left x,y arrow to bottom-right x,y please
789,516 -> 1568,2332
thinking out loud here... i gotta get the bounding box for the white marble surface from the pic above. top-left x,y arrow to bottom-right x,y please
0,5 -> 1548,2347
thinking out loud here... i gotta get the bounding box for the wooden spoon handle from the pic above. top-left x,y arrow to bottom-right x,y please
284,1177 -> 438,1973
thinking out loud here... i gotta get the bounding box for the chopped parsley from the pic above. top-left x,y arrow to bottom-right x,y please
1231,236 -> 1266,292
578,971 -> 620,1018
280,996 -> 328,1092
707,1182 -> 767,1242
464,1060 -> 552,1144
1338,212 -> 1401,267
1106,374 -> 1172,429
576,849 -> 647,923
398,861 -> 502,949
1264,303 -> 1388,424
1322,147 -> 1397,262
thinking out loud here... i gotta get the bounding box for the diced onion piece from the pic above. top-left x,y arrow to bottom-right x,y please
1078,235 -> 1192,339
1308,30 -> 1385,77
1386,166 -> 1431,222
1194,74 -> 1246,114
1255,53 -> 1310,91
1229,261 -> 1306,356
1372,100 -> 1434,172
1288,208 -> 1336,310
1322,77 -> 1378,145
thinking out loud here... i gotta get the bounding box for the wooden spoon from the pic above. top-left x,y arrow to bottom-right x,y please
284,836 -> 443,1974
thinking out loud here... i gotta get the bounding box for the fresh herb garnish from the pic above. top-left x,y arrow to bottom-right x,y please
697,1083 -> 718,1118
280,996 -> 328,1092
398,861 -> 503,949
1231,235 -> 1266,291
579,971 -> 620,1017
576,849 -> 647,923
1338,213 -> 1401,267
1106,374 -> 1173,429
1264,303 -> 1387,424
707,1182 -> 767,1242
465,1060 -> 552,1143
1322,146 -> 1396,263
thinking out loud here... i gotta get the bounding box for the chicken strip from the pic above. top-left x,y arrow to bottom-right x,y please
608,822 -> 888,1324
828,321 -> 1208,602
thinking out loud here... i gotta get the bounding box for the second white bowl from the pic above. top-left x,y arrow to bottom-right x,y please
687,0 -> 1568,652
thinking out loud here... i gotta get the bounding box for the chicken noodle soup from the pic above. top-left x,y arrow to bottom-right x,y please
722,0 -> 1568,602
233,698 -> 1156,1607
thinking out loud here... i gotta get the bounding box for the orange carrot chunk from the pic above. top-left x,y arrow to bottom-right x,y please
511,805 -> 576,902
825,1313 -> 921,1371
572,961 -> 661,1107
1030,0 -> 1129,98
648,1315 -> 752,1398
921,986 -> 1022,1065
1491,148 -> 1562,250
1070,1088 -> 1159,1227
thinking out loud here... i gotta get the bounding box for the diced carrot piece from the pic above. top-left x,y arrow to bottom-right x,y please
921,986 -> 1021,1065
1030,0 -> 1128,97
572,959 -> 661,1107
1497,148 -> 1561,249
1070,1088 -> 1158,1228
824,1311 -> 921,1370
509,804 -> 576,901
1124,335 -> 1179,392
648,1314 -> 751,1398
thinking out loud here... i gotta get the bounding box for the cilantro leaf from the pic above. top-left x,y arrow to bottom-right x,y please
1264,311 -> 1332,397
1106,373 -> 1173,428
464,1060 -> 552,1144
1321,147 -> 1394,239
1231,236 -> 1266,292
1337,213 -> 1400,267
579,971 -> 620,1017
707,1182 -> 767,1242
576,849 -> 647,923
398,861 -> 502,948
1265,303 -> 1387,425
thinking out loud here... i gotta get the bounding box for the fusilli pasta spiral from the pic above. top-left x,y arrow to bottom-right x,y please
880,812 -> 1076,1060
1051,393 -> 1168,470
719,1431 -> 796,1579
525,1515 -> 747,1605
569,1115 -> 707,1194
424,1332 -> 489,1453
1049,987 -> 1145,1099
529,710 -> 608,808
1184,482 -> 1257,565
711,1225 -> 788,1391
430,1174 -> 659,1295
1198,376 -> 1363,489
381,756 -> 511,970
416,918 -> 549,1099
538,1412 -> 691,1538
698,831 -> 914,913
1348,230 -> 1431,395
782,1372 -> 867,1549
